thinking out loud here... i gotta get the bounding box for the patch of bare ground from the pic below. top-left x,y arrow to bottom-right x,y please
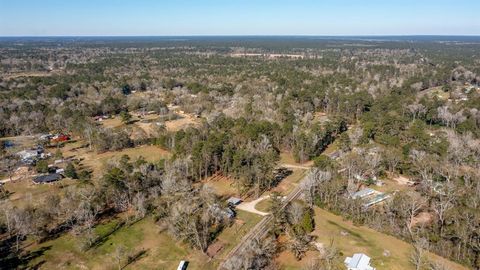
165,113 -> 201,132
410,211 -> 434,228
279,151 -> 313,167
392,174 -> 415,186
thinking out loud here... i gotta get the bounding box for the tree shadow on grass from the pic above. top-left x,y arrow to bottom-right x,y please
327,220 -> 369,243
88,220 -> 126,250
0,244 -> 51,270
122,249 -> 148,269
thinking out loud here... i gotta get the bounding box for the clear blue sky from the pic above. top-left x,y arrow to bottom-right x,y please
1,0 -> 479,36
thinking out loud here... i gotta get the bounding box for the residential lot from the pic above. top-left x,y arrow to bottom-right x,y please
276,207 -> 468,270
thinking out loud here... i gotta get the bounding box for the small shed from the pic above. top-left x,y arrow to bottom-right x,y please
227,197 -> 242,206
33,173 -> 62,184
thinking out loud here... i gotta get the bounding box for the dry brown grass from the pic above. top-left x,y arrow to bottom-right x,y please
5,178 -> 78,207
271,168 -> 307,195
85,146 -> 170,177
0,135 -> 39,153
98,117 -> 124,129
279,151 -> 313,167
203,174 -> 238,197
60,140 -> 170,178
417,86 -> 450,101
165,115 -> 200,132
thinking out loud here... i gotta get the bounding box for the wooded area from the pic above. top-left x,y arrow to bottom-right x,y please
0,37 -> 479,269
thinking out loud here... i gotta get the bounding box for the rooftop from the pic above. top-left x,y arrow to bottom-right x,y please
33,173 -> 62,184
227,197 -> 242,206
351,188 -> 376,199
345,253 -> 375,270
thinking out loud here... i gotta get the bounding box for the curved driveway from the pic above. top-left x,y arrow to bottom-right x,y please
236,195 -> 270,216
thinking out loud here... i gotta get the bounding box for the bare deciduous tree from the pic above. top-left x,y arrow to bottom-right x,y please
411,238 -> 429,270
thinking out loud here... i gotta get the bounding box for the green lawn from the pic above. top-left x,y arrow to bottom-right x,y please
271,169 -> 306,195
255,198 -> 272,212
276,207 -> 467,270
26,210 -> 263,270
213,210 -> 263,264
27,217 -> 209,270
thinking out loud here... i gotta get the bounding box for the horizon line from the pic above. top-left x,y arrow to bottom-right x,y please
1,34 -> 480,38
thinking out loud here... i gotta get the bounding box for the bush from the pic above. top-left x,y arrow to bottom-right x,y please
54,148 -> 63,159
313,155 -> 333,170
35,160 -> 49,173
300,208 -> 315,233
65,163 -> 78,179
78,170 -> 92,181
120,111 -> 132,124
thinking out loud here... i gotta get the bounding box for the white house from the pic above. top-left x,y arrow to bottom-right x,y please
344,253 -> 375,270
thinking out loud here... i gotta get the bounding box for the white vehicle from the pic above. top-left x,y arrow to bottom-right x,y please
177,260 -> 188,270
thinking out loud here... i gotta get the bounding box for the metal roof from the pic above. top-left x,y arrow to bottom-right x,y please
227,197 -> 242,205
352,188 -> 375,199
346,253 -> 371,269
33,173 -> 62,184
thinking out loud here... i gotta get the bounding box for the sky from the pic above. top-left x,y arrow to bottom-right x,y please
1,0 -> 479,36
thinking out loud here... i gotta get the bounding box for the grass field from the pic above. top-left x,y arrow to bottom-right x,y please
417,86 -> 450,101
0,135 -> 38,154
203,174 -> 238,198
276,207 -> 468,270
61,143 -> 171,177
27,216 -> 209,270
211,210 -> 264,267
99,117 -> 125,129
165,114 -> 200,132
5,178 -> 78,207
271,168 -> 306,195
25,210 -> 262,270
253,168 -> 306,212
100,113 -> 164,134
279,152 -> 305,166
254,197 -> 272,212
322,139 -> 339,156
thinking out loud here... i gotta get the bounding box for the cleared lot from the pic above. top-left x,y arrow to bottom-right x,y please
276,207 -> 468,270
